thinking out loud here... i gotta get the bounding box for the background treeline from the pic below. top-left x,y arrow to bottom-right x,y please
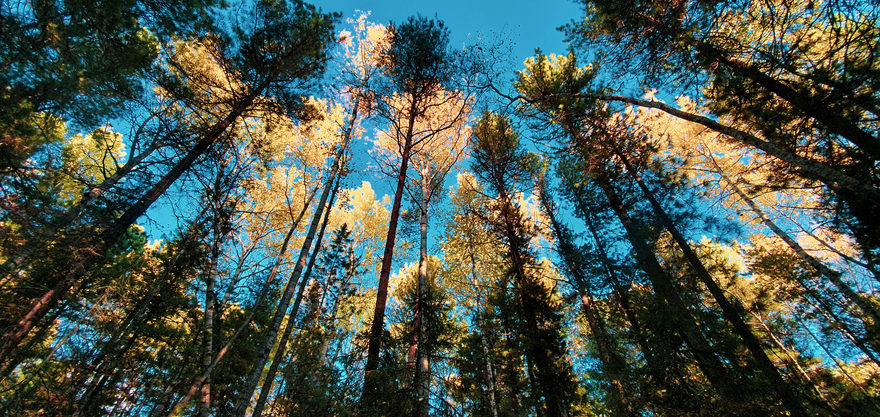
0,0 -> 878,415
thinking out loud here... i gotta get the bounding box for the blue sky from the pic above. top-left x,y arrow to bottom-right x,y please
319,0 -> 582,66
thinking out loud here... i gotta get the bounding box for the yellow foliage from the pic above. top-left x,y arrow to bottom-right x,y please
58,125 -> 126,201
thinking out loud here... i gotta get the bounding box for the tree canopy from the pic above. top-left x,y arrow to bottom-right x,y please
1,0 -> 878,416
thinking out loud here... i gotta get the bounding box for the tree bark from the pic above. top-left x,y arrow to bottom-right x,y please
539,185 -> 636,416
409,176 -> 432,416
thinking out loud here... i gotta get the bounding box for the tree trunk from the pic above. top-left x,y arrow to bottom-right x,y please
234,94 -> 359,417
698,43 -> 880,160
496,188 -> 567,417
478,321 -> 499,417
580,208 -> 666,381
615,149 -> 811,416
467,245 -> 500,417
200,226 -> 222,417
410,177 -> 431,416
539,186 -> 635,416
250,172 -> 341,417
362,98 -> 418,394
597,176 -> 745,403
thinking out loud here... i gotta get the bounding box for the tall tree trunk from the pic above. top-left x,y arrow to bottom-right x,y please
478,320 -> 499,417
250,172 -> 341,417
408,176 -> 432,416
200,226 -> 222,417
234,94 -> 359,417
166,198 -> 313,416
363,98 -> 418,394
0,89 -> 263,362
597,176 -> 745,403
538,186 -> 636,416
466,245 -> 499,417
615,149 -> 812,416
496,188 -> 567,417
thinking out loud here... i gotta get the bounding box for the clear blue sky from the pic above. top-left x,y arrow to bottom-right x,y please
319,0 -> 582,66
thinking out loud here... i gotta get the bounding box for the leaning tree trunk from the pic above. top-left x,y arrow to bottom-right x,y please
597,176 -> 746,404
250,172 -> 342,417
0,88 -> 264,362
563,93 -> 880,202
614,148 -> 812,416
538,185 -> 636,416
234,94 -> 361,417
695,42 -> 880,160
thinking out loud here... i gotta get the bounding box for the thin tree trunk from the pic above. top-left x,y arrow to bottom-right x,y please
466,244 -> 500,417
165,160 -> 319,417
411,177 -> 431,416
250,172 -> 341,417
751,311 -> 824,397
363,98 -> 418,393
200,226 -> 222,417
235,95 -> 359,416
538,185 -> 635,416
478,321 -> 499,417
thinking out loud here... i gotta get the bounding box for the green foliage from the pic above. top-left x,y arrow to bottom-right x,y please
2,2 -> 879,416
383,15 -> 453,91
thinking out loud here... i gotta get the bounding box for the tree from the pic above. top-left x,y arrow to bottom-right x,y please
565,0 -> 880,264
361,15 -> 464,402
470,112 -> 576,417
373,87 -> 470,415
0,0 -> 337,377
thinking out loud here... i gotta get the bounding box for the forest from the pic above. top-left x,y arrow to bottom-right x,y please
0,0 -> 878,415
